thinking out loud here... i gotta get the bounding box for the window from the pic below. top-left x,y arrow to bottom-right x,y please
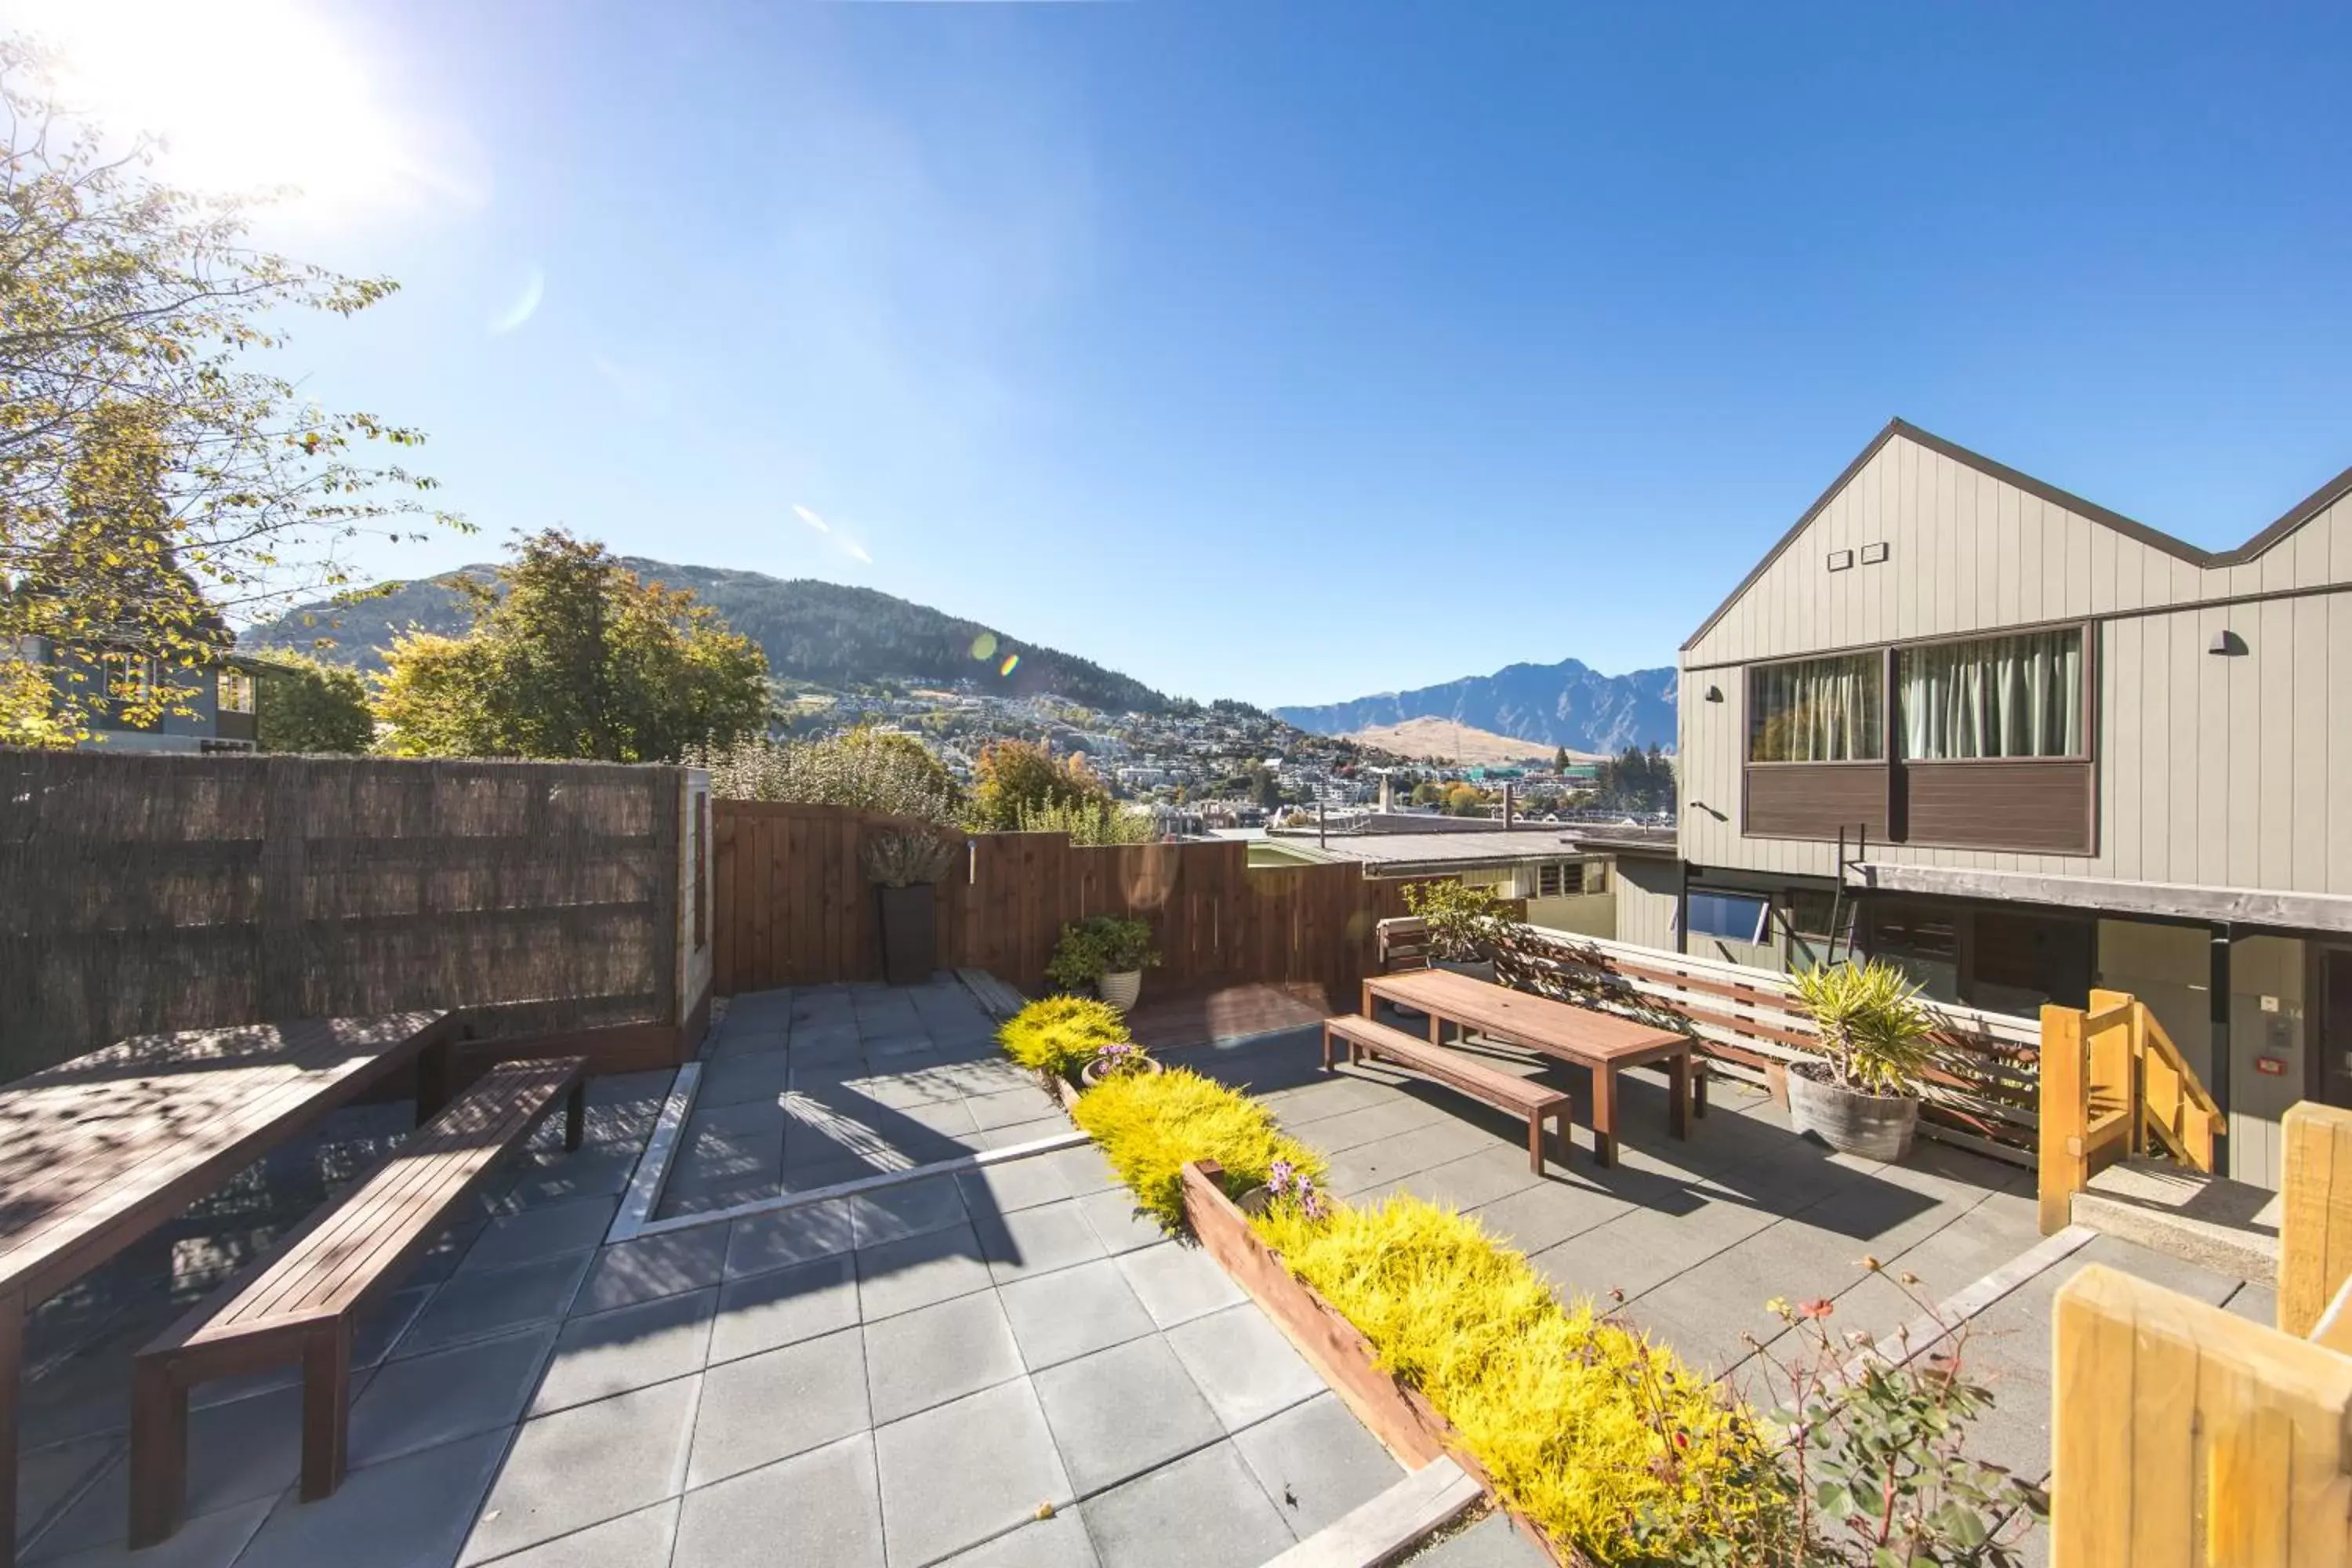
1748,653 -> 1883,762
102,653 -> 154,703
1677,891 -> 1770,945
217,668 -> 256,715
1896,629 -> 2082,759
1538,863 -> 1566,898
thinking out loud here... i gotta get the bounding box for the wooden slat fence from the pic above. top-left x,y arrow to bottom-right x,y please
1493,925 -> 2042,1161
711,800 -> 1419,1003
0,750 -> 691,1080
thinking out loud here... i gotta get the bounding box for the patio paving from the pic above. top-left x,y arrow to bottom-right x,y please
657,977 -> 1063,1219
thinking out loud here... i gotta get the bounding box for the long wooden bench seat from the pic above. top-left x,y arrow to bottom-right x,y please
1322,1014 -> 1571,1174
127,1056 -> 590,1547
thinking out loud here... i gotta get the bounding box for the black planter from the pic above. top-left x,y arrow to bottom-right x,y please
877,883 -> 938,986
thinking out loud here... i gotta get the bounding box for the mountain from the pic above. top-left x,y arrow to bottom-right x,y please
242,561 -> 1170,713
1276,658 -> 1678,754
1341,718 -> 1581,767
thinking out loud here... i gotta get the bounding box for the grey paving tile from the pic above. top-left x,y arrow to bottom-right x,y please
724,1200 -> 856,1280
957,1153 -> 1078,1217
348,1324 -> 556,1468
964,1085 -> 1056,1132
466,1499 -> 678,1568
2223,1280 -> 2279,1325
687,1327 -> 873,1490
708,1252 -> 862,1365
1164,1303 -> 1325,1433
1074,1187 -> 1170,1256
1461,1181 -> 1629,1258
937,1508 -> 1101,1567
575,1228 -> 731,1316
1231,1392 -> 1403,1539
15,1436 -> 117,1549
1033,1336 -> 1225,1497
1000,1256 -> 1160,1372
1040,1143 -> 1124,1196
848,1174 -> 971,1247
26,1381 -> 323,1561
1409,1149 -> 1548,1212
674,1433 -> 883,1568
461,1196 -> 620,1273
976,1200 -> 1110,1285
1116,1243 -> 1246,1330
863,1290 -> 1026,1425
873,1381 -> 1072,1568
971,1116 -> 1076,1152
494,1146 -> 643,1213
1080,1440 -> 1295,1568
238,1428 -> 506,1568
531,1286 -> 717,1415
350,1285 -> 434,1370
27,1494 -> 270,1568
855,1223 -> 995,1322
458,1375 -> 700,1565
697,1048 -> 788,1109
1406,1512 -> 1555,1566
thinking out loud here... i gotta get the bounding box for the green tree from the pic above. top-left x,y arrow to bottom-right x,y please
1245,764 -> 1283,811
1410,780 -> 1443,807
1554,746 -> 1571,771
1444,783 -> 1486,816
967,739 -> 1111,830
252,652 -> 372,753
1592,744 -> 1677,814
0,42 -> 459,745
375,530 -> 767,760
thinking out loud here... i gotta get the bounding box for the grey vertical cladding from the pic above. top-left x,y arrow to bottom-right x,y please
1674,422 -> 2352,898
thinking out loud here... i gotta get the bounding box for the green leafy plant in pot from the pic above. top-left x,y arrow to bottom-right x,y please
1400,878 -> 1508,983
862,829 -> 960,986
1045,914 -> 1161,1012
1786,959 -> 1936,1160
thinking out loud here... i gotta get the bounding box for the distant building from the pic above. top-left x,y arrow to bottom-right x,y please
21,637 -> 261,753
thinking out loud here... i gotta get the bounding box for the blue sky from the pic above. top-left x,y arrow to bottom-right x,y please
27,1 -> 2352,707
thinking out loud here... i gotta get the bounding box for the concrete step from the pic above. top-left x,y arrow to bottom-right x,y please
2071,1156 -> 2281,1284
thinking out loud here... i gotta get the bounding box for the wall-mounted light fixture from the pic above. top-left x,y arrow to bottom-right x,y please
2209,630 -> 2248,656
1704,684 -> 1723,702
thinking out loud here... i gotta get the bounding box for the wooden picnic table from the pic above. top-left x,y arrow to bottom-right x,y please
0,1011 -> 456,1566
1362,969 -> 1700,1167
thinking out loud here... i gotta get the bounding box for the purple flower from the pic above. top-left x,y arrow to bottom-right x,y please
1267,1160 -> 1296,1195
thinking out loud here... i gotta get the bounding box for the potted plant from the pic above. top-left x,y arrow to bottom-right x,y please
1078,1037 -> 1164,1088
1785,959 -> 1936,1160
1400,878 -> 1508,984
862,829 -> 960,986
1045,914 -> 1162,1011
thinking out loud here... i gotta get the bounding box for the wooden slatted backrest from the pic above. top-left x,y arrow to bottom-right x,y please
1375,916 -> 1431,972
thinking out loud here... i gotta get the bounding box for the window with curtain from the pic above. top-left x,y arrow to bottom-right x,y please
1896,628 -> 2083,760
1748,653 -> 1884,762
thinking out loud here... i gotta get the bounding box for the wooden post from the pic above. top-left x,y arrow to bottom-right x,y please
2278,1103 -> 2352,1338
2039,1002 -> 2089,1236
2053,1264 -> 2352,1567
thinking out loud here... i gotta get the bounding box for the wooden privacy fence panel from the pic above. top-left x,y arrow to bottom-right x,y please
0,750 -> 689,1081
711,800 -> 1417,1000
1496,925 -> 2042,1160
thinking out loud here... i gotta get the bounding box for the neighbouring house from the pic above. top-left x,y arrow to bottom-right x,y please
1648,417 -> 2352,1186
1254,822 -> 1619,935
19,635 -> 261,753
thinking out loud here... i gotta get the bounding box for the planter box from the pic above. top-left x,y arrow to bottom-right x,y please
1180,1160 -> 1571,1566
876,884 -> 938,987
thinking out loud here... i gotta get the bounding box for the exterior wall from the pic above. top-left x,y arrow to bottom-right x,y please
2227,935 -> 2309,1189
1679,433 -> 2352,895
1525,890 -> 1614,937
1614,857 -> 1681,953
2095,919 -> 2214,1085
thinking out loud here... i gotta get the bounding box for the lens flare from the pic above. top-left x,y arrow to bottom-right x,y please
999,654 -> 1020,677
970,632 -> 998,661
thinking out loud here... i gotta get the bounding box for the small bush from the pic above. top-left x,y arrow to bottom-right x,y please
1254,1196 -> 1782,1563
996,996 -> 1130,1076
1072,1066 -> 1323,1227
1044,914 -> 1162,991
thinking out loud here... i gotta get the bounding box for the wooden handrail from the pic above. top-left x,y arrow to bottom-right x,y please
2038,989 -> 2221,1234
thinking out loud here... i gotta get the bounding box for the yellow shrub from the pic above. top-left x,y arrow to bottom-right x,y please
1254,1195 -> 1780,1562
1071,1066 -> 1325,1226
997,996 -> 1130,1076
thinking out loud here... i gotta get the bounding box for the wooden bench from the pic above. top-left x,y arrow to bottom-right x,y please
127,1056 -> 589,1547
1323,1014 -> 1572,1174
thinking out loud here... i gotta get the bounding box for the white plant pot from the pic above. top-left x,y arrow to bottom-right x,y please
1098,970 -> 1143,1011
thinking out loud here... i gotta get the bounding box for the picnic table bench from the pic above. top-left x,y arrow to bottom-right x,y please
0,1012 -> 459,1566
1323,1014 -> 1573,1173
1362,968 -> 1701,1167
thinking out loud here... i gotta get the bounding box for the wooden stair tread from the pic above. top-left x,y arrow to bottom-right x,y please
1325,1015 -> 1568,1112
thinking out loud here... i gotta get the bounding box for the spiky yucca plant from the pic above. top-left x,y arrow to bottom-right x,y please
1791,959 -> 1935,1094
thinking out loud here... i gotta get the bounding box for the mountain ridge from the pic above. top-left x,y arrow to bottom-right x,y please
1275,656 -> 1678,753
241,560 -> 1170,713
